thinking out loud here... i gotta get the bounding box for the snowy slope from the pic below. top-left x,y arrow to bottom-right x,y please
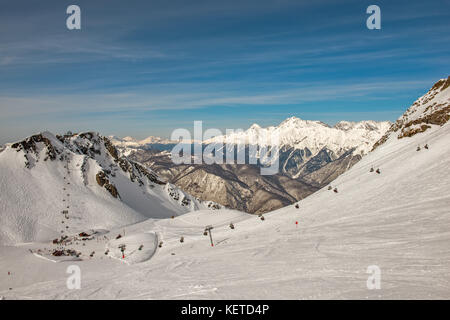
0,132 -> 219,245
373,76 -> 450,149
1,79 -> 449,299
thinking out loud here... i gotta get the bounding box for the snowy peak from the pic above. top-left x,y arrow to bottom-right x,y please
373,76 -> 450,150
249,123 -> 262,130
279,116 -> 330,129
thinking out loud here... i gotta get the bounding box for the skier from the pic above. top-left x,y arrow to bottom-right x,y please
333,188 -> 338,193
229,223 -> 235,230
180,237 -> 184,243
370,167 -> 374,173
376,168 -> 381,174
424,144 -> 429,149
417,146 -> 421,151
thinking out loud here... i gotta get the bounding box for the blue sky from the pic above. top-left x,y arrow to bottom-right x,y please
0,0 -> 449,143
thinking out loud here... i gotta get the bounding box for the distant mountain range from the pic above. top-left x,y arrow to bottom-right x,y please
113,118 -> 391,213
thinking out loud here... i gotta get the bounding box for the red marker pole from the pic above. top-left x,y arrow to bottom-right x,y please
295,221 -> 298,228
209,230 -> 214,247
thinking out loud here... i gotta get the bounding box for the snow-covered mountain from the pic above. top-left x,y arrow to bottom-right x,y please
373,76 -> 450,150
206,118 -> 391,156
204,117 -> 390,178
111,118 -> 390,212
0,132 -> 220,245
1,78 -> 449,299
111,118 -> 390,158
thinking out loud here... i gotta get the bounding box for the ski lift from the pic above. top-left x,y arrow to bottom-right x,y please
203,230 -> 208,236
204,226 -> 214,247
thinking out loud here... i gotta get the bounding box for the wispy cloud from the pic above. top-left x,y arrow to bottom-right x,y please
0,78 -> 435,120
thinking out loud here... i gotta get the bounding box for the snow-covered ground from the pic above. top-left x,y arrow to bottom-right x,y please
1,117 -> 449,299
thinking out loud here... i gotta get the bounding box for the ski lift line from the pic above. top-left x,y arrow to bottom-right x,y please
326,134 -> 435,188
157,207 -> 297,250
176,213 -> 250,233
364,129 -> 439,171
